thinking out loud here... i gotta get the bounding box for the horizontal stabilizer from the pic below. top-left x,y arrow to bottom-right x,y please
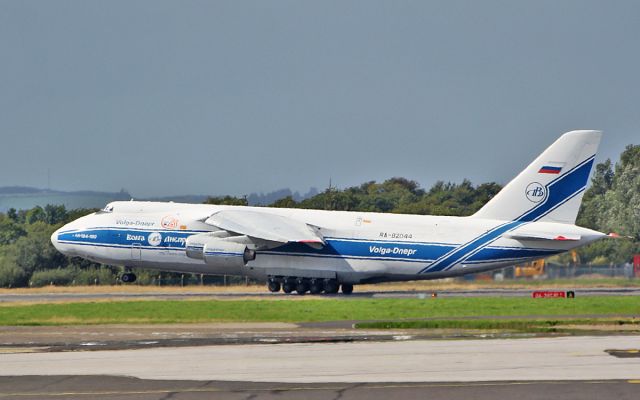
504,232 -> 581,241
607,232 -> 634,239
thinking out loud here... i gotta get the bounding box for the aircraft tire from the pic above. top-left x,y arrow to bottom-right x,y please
121,273 -> 136,283
267,280 -> 281,293
309,280 -> 323,295
341,284 -> 354,295
282,279 -> 295,294
295,279 -> 309,295
324,279 -> 339,294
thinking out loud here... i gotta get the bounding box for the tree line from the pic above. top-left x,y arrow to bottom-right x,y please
0,145 -> 637,287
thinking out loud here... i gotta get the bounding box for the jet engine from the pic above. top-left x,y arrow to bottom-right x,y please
185,233 -> 256,274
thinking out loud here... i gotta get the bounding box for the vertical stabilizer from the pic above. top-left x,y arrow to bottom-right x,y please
472,130 -> 602,224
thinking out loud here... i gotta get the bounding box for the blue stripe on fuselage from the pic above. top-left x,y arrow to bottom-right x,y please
263,239 -> 455,262
57,229 -> 195,249
57,228 -> 558,266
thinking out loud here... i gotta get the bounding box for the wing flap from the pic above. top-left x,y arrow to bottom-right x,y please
204,210 -> 324,244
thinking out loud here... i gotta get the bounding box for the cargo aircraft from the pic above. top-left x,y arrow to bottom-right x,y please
52,130 -> 607,294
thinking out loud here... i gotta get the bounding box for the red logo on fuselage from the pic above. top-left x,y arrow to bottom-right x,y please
161,216 -> 179,229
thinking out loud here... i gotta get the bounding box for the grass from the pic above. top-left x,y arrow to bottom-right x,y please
0,296 -> 638,326
1,277 -> 638,295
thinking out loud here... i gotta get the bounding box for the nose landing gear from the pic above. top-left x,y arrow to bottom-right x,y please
120,272 -> 137,283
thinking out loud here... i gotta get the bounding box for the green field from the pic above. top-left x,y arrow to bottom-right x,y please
0,296 -> 638,326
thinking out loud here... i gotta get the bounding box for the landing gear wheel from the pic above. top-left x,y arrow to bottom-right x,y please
121,272 -> 137,283
267,279 -> 281,293
282,279 -> 295,294
295,279 -> 309,295
341,283 -> 353,295
324,279 -> 339,294
309,279 -> 323,295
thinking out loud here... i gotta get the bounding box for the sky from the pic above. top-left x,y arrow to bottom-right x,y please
1,0 -> 639,197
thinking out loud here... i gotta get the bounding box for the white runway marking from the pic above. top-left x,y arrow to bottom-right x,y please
1,336 -> 640,383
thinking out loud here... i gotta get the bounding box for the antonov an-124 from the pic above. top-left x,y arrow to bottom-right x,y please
52,130 -> 608,294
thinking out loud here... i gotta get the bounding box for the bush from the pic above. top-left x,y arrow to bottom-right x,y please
30,268 -> 76,287
71,266 -> 118,285
0,262 -> 27,288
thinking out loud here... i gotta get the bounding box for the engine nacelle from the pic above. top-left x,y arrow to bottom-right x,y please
185,233 -> 256,274
185,234 -> 208,260
203,240 -> 255,268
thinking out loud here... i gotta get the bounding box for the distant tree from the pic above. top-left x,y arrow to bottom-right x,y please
6,208 -> 18,222
25,206 -> 46,224
271,196 -> 298,208
64,208 -> 99,223
43,204 -> 68,225
13,222 -> 67,275
204,196 -> 248,206
575,144 -> 640,263
0,214 -> 26,245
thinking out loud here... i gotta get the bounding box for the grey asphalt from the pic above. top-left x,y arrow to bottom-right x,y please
0,376 -> 639,400
2,287 -> 640,303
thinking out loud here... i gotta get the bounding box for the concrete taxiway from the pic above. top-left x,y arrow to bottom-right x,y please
2,336 -> 639,382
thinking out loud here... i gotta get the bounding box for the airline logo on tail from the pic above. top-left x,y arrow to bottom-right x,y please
525,182 -> 546,203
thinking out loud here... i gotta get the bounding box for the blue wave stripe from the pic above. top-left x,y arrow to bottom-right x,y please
58,230 -> 560,266
418,221 -> 522,273
418,155 -> 594,274
517,157 -> 594,222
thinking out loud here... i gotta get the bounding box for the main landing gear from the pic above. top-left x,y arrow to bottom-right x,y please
267,279 -> 281,293
266,277 -> 353,295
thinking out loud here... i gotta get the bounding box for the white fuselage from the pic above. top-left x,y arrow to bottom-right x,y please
52,201 -> 604,284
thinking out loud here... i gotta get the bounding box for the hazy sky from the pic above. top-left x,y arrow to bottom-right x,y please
1,0 -> 639,197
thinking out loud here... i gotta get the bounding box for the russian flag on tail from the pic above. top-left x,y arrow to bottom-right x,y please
538,162 -> 565,174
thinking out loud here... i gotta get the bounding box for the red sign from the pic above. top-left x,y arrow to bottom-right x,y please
634,255 -> 640,278
532,291 -> 566,298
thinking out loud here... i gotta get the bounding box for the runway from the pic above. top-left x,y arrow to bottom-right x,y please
1,287 -> 639,303
2,290 -> 639,398
1,376 -> 639,400
2,336 -> 639,382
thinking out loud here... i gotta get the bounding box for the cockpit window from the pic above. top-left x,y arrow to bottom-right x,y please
102,204 -> 114,213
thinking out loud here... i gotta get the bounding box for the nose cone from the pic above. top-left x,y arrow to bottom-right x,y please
50,227 -> 62,252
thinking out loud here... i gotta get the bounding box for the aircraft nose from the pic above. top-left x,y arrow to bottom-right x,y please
50,223 -> 83,256
50,227 -> 63,252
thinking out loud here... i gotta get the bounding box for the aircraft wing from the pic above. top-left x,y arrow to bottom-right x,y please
204,210 -> 324,245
